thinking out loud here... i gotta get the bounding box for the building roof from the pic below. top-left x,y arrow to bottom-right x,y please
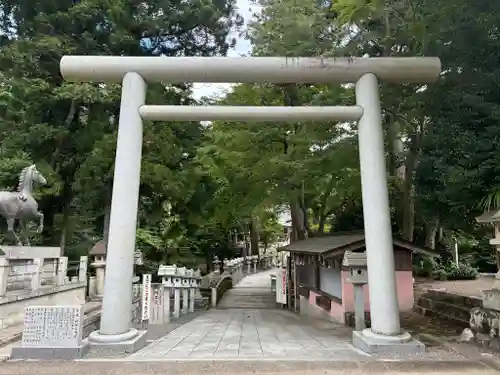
89,240 -> 106,256
277,232 -> 441,258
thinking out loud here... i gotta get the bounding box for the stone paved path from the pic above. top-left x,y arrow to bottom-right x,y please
127,309 -> 362,360
88,269 -> 475,363
217,268 -> 277,309
127,269 -> 363,360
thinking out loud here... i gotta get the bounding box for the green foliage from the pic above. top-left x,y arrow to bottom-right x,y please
436,263 -> 479,281
413,255 -> 478,281
0,0 -> 242,265
2,0 -> 500,275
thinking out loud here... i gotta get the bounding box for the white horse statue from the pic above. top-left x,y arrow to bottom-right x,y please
0,164 -> 47,246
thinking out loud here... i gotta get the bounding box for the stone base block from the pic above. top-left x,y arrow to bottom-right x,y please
353,329 -> 426,355
11,343 -> 89,359
88,329 -> 147,355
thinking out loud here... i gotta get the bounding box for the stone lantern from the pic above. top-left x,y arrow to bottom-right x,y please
88,240 -> 107,299
476,210 -> 500,308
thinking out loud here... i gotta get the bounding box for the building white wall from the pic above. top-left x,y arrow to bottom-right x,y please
319,266 -> 342,300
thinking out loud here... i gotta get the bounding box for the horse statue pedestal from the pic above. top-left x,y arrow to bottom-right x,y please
0,246 -> 61,259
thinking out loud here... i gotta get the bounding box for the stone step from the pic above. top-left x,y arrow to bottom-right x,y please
417,296 -> 471,322
413,305 -> 470,328
421,289 -> 482,308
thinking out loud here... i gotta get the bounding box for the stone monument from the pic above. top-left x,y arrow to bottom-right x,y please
11,305 -> 89,359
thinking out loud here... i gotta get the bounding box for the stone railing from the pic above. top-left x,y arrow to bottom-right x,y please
0,256 -> 88,329
210,274 -> 233,308
206,254 -> 275,307
142,265 -> 203,324
0,256 -> 88,297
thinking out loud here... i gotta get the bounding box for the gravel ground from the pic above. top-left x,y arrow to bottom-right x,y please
0,359 -> 497,375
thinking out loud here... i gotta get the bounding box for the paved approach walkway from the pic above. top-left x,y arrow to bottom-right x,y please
217,268 -> 277,309
127,309 -> 361,360
121,269 -> 466,362
127,269 -> 363,360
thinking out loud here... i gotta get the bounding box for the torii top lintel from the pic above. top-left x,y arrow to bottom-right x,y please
60,56 -> 441,85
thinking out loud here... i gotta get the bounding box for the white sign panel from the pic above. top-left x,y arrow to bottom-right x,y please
275,268 -> 287,304
141,274 -> 152,321
22,306 -> 83,347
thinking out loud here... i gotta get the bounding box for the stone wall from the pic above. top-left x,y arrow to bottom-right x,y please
414,289 -> 478,329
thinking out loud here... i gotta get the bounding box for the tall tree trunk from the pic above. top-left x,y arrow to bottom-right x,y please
424,217 -> 439,249
318,214 -> 326,234
59,198 -> 71,256
401,134 -> 417,241
103,201 -> 111,248
386,114 -> 400,177
103,184 -> 113,249
250,216 -> 259,256
282,84 -> 308,242
290,199 -> 307,242
317,175 -> 336,235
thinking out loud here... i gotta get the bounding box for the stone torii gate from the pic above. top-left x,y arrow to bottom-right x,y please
60,55 -> 441,354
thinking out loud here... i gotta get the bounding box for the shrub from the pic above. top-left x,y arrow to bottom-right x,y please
436,262 -> 478,281
413,255 -> 439,278
413,254 -> 478,280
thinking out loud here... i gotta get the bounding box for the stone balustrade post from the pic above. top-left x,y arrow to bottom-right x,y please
0,258 -> 9,297
88,276 -> 97,297
189,269 -> 199,313
173,266 -> 183,318
159,264 -> 177,324
57,257 -> 68,286
211,286 -> 217,307
213,257 -> 220,274
79,256 -> 88,283
236,258 -> 243,282
31,258 -> 43,290
162,276 -> 171,323
246,257 -> 251,274
181,268 -> 191,314
91,256 -> 106,298
252,255 -> 258,273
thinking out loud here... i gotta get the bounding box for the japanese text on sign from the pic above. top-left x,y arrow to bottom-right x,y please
141,274 -> 152,321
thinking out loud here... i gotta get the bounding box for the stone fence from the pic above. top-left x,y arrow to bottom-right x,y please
0,256 -> 88,329
206,254 -> 274,307
0,256 -> 88,296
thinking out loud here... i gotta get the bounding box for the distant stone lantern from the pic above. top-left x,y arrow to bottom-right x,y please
476,210 -> 500,309
89,240 -> 107,299
476,210 -> 500,277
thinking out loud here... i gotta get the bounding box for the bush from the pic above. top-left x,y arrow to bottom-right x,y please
436,262 -> 478,281
413,255 -> 439,278
413,254 -> 478,280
